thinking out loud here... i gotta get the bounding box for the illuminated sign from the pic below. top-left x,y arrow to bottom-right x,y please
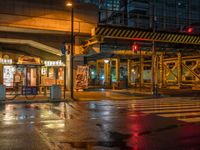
44,60 -> 65,67
18,56 -> 40,65
0,58 -> 12,64
41,67 -> 47,75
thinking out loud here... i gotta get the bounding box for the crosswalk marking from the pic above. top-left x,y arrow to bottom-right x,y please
88,98 -> 200,123
45,98 -> 200,123
126,99 -> 200,123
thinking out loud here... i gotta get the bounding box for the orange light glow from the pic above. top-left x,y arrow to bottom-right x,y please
66,2 -> 72,7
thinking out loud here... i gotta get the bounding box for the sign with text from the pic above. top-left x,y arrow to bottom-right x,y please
75,66 -> 89,90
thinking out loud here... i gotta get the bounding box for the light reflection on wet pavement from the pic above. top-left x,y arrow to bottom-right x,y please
1,98 -> 200,149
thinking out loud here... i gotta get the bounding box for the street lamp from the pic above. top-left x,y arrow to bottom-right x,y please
66,0 -> 74,99
66,1 -> 72,6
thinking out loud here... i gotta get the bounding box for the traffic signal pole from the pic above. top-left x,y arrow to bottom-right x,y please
152,41 -> 157,96
151,0 -> 158,96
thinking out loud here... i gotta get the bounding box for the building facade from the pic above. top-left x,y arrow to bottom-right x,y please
78,0 -> 200,33
78,0 -> 200,89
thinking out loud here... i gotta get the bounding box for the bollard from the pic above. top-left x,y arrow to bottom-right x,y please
43,86 -> 47,96
0,85 -> 6,101
153,84 -> 159,97
50,85 -> 61,100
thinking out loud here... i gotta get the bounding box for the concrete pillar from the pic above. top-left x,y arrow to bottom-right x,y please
159,53 -> 164,88
66,54 -> 71,91
0,51 -> 2,85
177,52 -> 182,88
104,63 -> 108,85
155,55 -> 159,86
127,59 -> 132,86
104,61 -> 111,88
140,56 -> 144,87
135,63 -> 139,87
116,59 -> 120,87
152,41 -> 158,95
96,60 -> 100,85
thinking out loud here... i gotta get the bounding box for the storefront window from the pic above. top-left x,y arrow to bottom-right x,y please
3,66 -> 15,87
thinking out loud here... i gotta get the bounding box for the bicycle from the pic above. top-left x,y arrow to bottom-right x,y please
6,82 -> 38,100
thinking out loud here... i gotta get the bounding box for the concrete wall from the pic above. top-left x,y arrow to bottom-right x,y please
0,0 -> 98,34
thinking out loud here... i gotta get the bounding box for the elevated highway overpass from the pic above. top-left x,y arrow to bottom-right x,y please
0,0 -> 98,56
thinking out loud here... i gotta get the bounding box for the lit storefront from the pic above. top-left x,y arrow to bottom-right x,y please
1,58 -> 14,87
1,55 -> 41,87
41,60 -> 65,87
0,52 -> 65,91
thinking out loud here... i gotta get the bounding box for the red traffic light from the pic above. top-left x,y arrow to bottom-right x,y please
132,44 -> 140,51
187,27 -> 193,33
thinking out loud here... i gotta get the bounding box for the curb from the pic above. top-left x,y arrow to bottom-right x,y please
0,99 -> 72,105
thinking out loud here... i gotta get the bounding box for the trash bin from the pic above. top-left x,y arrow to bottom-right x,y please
0,85 -> 6,101
50,85 -> 61,100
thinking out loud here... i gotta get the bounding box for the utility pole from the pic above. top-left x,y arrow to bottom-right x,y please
70,6 -> 74,99
66,1 -> 74,99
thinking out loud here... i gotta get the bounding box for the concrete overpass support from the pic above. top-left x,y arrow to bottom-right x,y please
140,57 -> 144,88
116,59 -> 120,88
0,0 -> 98,35
65,54 -> 71,91
96,60 -> 101,85
177,52 -> 182,88
159,53 -> 164,88
127,59 -> 132,86
104,61 -> 111,88
155,55 -> 159,88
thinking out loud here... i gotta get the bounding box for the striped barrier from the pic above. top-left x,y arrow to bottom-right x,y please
93,26 -> 200,45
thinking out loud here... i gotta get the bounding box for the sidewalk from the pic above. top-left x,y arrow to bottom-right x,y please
71,87 -> 200,101
0,88 -> 154,104
71,88 -> 154,101
1,87 -> 199,103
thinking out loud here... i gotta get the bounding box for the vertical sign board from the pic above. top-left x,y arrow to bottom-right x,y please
75,66 -> 89,90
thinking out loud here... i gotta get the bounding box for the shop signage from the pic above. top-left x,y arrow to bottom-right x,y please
23,86 -> 38,95
75,66 -> 89,90
41,67 -> 47,75
18,56 -> 40,65
0,58 -> 12,64
44,60 -> 65,67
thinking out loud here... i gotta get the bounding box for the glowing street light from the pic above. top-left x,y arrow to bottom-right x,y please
66,1 -> 72,7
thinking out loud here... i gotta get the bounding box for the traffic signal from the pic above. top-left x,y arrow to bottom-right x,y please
187,27 -> 193,33
61,43 -> 71,55
132,44 -> 140,52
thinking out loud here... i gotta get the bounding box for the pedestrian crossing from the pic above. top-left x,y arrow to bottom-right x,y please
45,98 -> 200,123
125,98 -> 200,123
69,98 -> 200,123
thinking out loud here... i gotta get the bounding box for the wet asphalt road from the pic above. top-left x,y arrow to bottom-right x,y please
1,98 -> 200,150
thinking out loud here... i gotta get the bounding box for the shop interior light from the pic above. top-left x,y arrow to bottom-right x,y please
104,59 -> 109,64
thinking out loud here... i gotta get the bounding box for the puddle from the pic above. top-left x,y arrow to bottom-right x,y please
65,141 -> 132,149
139,124 -> 181,136
63,131 -> 132,149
